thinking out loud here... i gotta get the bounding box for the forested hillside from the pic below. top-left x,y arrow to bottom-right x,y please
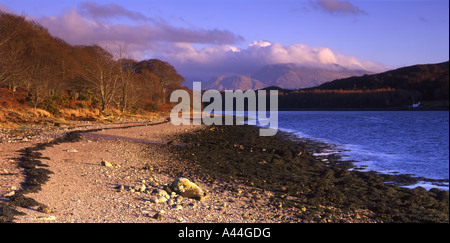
1,12 -> 184,124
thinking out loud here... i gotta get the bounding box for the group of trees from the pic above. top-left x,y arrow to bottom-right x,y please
1,11 -> 184,114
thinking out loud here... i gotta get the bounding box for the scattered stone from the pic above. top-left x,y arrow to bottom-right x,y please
38,216 -> 56,221
118,185 -> 124,192
37,205 -> 56,214
153,211 -> 165,220
101,160 -> 112,167
170,178 -> 203,199
149,181 -> 160,187
139,184 -> 146,193
168,199 -> 175,206
156,189 -> 169,198
63,149 -> 78,152
158,196 -> 168,203
4,191 -> 15,197
150,196 -> 159,203
200,192 -> 210,201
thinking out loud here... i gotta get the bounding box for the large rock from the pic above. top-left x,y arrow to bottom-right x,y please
169,178 -> 203,199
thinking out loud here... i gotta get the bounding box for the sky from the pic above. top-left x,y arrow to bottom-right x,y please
1,0 -> 449,80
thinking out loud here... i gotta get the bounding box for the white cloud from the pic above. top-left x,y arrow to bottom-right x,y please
155,41 -> 387,80
227,45 -> 241,53
249,40 -> 272,47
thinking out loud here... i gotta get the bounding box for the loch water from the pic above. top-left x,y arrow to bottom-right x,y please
275,111 -> 449,190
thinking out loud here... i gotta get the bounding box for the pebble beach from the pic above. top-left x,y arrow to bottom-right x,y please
0,117 -> 448,223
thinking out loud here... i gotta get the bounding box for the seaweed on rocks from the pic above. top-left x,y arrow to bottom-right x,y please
0,131 -> 83,222
171,124 -> 449,223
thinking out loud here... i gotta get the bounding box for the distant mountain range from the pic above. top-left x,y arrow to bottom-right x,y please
204,63 -> 371,90
205,75 -> 265,91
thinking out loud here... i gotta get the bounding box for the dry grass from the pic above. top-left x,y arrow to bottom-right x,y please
1,103 -> 165,127
0,110 -> 16,128
0,109 -> 21,128
0,107 -> 60,126
59,108 -> 100,120
30,108 -> 52,118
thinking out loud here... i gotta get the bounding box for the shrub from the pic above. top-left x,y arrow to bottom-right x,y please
38,98 -> 61,115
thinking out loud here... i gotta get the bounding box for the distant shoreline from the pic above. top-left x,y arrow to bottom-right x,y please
277,107 -> 449,111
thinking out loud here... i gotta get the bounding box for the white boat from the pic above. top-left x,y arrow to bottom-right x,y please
412,101 -> 421,108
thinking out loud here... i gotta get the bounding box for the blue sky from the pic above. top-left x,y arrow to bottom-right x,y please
1,0 -> 449,79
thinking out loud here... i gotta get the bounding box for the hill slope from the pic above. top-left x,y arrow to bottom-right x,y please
317,61 -> 449,100
277,61 -> 449,110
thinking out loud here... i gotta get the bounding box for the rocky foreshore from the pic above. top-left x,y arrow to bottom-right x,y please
171,124 -> 449,223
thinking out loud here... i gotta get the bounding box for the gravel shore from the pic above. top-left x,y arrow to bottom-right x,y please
1,120 -> 297,223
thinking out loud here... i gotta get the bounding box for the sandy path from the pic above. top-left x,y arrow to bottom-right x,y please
13,122 -> 293,223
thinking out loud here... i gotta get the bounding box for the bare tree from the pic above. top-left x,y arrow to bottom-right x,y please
80,45 -> 120,111
0,42 -> 23,93
0,12 -> 26,91
114,46 -> 139,112
28,63 -> 48,108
